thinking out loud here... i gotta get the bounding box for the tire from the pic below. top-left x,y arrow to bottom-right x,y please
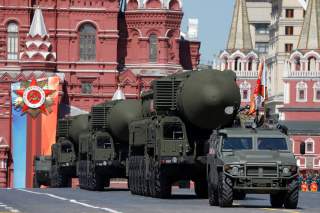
137,157 -> 142,195
270,192 -> 285,208
90,170 -> 105,191
149,159 -> 156,197
208,183 -> 219,206
33,175 -> 40,188
195,179 -> 208,198
218,172 -> 233,207
154,163 -> 171,198
51,167 -> 69,188
284,180 -> 299,209
233,190 -> 246,200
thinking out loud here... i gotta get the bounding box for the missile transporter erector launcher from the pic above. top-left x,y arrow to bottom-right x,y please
128,69 -> 241,198
51,100 -> 143,190
51,114 -> 89,187
78,100 -> 142,190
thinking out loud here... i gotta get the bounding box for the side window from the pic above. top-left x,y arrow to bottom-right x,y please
96,136 -> 112,149
79,23 -> 96,61
163,123 -> 184,140
149,34 -> 158,62
81,82 -> 92,94
7,22 -> 19,60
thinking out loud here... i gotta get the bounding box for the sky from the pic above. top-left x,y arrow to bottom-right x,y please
182,0 -> 234,64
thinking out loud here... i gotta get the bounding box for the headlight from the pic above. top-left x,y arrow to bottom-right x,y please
224,165 -> 243,176
283,167 -> 290,174
231,167 -> 239,175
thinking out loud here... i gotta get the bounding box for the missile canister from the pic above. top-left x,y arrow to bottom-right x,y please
144,69 -> 241,129
177,70 -> 241,129
91,100 -> 143,142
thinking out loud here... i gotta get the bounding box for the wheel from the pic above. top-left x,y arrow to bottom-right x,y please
133,157 -> 138,194
137,157 -> 142,195
51,167 -> 69,188
129,157 -> 136,195
208,183 -> 219,206
218,172 -> 233,207
33,175 -> 40,188
90,170 -> 105,191
141,158 -> 150,196
149,159 -> 156,197
208,168 -> 219,206
195,179 -> 208,198
284,180 -> 299,209
233,190 -> 246,200
270,192 -> 285,208
154,163 -> 171,198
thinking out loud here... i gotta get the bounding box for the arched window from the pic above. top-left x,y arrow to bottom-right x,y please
223,57 -> 228,70
79,24 -> 96,61
294,57 -> 301,71
7,22 -> 19,60
313,82 -> 320,102
149,34 -> 157,63
248,58 -> 253,71
234,57 -> 241,71
308,56 -> 316,71
296,81 -> 307,102
240,81 -> 251,102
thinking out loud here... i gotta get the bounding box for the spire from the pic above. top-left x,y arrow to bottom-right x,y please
227,0 -> 253,51
112,86 -> 126,100
297,0 -> 320,50
29,7 -> 48,37
20,7 -> 56,71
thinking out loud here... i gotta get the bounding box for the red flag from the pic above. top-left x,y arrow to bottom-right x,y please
248,59 -> 267,115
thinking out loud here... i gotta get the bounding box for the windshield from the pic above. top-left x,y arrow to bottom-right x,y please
163,123 -> 184,140
61,144 -> 72,153
257,138 -> 288,150
97,137 -> 112,149
223,137 -> 253,150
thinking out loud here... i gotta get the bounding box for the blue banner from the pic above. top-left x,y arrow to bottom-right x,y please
11,82 -> 27,188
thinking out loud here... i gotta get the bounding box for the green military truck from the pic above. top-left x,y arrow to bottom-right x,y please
51,100 -> 143,190
128,69 -> 241,198
207,127 -> 299,209
33,155 -> 51,188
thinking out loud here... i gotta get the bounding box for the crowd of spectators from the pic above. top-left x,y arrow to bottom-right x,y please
298,173 -> 320,192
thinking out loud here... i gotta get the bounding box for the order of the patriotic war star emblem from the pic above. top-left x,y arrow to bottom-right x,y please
14,78 -> 55,118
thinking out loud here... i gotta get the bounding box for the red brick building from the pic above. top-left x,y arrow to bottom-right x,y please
0,0 -> 200,187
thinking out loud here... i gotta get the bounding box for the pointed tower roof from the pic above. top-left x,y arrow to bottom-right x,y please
112,86 -> 126,100
20,7 -> 56,71
297,0 -> 320,50
227,0 -> 253,51
29,7 -> 48,37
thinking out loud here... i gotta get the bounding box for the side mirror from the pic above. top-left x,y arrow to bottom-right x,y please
300,142 -> 306,155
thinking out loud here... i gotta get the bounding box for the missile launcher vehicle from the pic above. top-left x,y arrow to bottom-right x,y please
33,155 -> 51,188
207,126 -> 299,209
51,100 -> 142,190
128,69 -> 241,198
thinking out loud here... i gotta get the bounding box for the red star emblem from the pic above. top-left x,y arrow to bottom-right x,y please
14,78 -> 55,116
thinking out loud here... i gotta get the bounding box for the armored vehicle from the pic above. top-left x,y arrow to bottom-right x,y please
128,69 -> 241,198
33,155 -> 51,188
207,128 -> 299,208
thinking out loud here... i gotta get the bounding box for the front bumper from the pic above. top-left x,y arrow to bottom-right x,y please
226,172 -> 298,193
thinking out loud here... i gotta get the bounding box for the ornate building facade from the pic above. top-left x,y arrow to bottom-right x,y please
0,0 -> 200,187
219,0 -> 320,173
